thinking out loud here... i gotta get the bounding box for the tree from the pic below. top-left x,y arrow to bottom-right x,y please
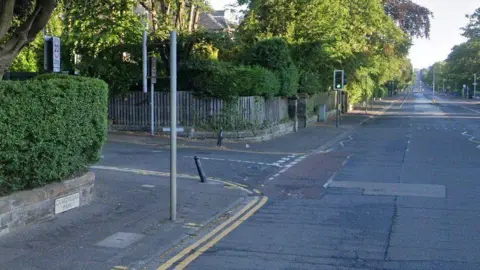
0,0 -> 57,78
462,7 -> 480,40
382,0 -> 433,39
235,0 -> 413,102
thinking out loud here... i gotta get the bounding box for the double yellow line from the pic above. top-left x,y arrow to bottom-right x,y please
157,196 -> 268,270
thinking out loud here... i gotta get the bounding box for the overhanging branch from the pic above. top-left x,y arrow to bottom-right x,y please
0,0 -> 16,41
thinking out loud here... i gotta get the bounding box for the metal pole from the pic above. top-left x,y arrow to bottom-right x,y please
170,31 -> 177,221
142,13 -> 148,93
432,69 -> 435,100
150,79 -> 155,136
336,91 -> 339,127
474,74 -> 477,99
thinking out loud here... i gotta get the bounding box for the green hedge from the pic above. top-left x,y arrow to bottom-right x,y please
0,77 -> 108,196
179,60 -> 280,100
299,71 -> 322,95
242,38 -> 299,96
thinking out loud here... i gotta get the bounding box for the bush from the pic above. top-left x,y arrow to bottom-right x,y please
242,38 -> 299,96
233,65 -> 280,98
0,77 -> 108,196
179,60 -> 280,99
243,38 -> 294,70
374,86 -> 386,98
298,71 -> 322,94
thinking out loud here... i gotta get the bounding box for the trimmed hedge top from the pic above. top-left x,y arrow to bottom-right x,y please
179,59 -> 281,100
0,75 -> 108,196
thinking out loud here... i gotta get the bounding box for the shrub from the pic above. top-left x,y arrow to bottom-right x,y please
233,65 -> 280,98
298,71 -> 322,95
242,38 -> 299,96
243,38 -> 294,70
0,77 -> 108,196
179,60 -> 280,99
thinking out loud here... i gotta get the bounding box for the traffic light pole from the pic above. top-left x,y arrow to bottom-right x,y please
474,74 -> 477,99
336,91 -> 340,127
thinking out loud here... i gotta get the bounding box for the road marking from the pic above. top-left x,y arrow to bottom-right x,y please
399,96 -> 407,108
173,197 -> 269,269
112,266 -> 128,270
90,166 -> 253,195
323,173 -> 336,188
157,197 -> 262,270
253,189 -> 261,194
469,136 -> 480,144
141,184 -> 155,188
183,156 -> 282,167
461,106 -> 480,114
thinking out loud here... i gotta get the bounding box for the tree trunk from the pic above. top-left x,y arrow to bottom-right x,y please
0,0 -> 56,78
193,9 -> 200,31
188,3 -> 195,32
175,0 -> 185,30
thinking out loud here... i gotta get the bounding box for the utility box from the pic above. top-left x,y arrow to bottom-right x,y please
318,104 -> 327,122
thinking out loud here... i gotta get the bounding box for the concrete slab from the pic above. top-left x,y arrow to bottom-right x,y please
328,181 -> 446,198
96,232 -> 145,249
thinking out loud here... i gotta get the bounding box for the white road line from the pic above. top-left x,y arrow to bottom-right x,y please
141,184 -> 155,188
461,106 -> 480,114
183,156 -> 282,167
323,173 -> 336,188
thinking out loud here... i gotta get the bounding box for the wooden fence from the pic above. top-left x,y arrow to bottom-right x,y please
108,91 -> 289,129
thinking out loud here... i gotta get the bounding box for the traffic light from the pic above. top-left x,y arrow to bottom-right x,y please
334,70 -> 344,90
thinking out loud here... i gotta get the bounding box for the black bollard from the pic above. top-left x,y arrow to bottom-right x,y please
194,156 -> 207,183
217,129 -> 224,147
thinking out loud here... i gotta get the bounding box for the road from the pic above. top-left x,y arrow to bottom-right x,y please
163,90 -> 480,269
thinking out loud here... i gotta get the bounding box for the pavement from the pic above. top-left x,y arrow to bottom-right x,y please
0,95 -> 402,270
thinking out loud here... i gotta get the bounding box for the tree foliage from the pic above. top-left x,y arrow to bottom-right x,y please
234,0 -> 416,103
382,0 -> 433,38
422,7 -> 480,92
462,7 -> 480,39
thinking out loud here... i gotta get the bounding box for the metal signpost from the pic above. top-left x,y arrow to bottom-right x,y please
333,70 -> 345,128
474,74 -> 477,99
432,69 -> 435,101
142,12 -> 148,93
150,57 -> 157,136
170,31 -> 177,221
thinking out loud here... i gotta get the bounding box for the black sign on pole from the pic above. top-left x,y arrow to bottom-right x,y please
150,57 -> 157,84
44,36 -> 61,73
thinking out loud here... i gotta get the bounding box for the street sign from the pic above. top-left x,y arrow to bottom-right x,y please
150,57 -> 157,84
52,37 -> 61,72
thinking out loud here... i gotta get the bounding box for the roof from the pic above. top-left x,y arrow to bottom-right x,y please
198,10 -> 231,32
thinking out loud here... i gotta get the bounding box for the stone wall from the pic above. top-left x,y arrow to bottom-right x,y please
0,172 -> 95,236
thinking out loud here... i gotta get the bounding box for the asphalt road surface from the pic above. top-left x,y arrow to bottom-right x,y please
176,91 -> 480,269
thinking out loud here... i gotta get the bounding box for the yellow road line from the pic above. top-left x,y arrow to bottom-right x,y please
90,166 -> 253,195
156,197 -> 260,270
175,196 -> 269,269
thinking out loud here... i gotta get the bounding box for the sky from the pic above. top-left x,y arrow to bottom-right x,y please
208,0 -> 479,70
